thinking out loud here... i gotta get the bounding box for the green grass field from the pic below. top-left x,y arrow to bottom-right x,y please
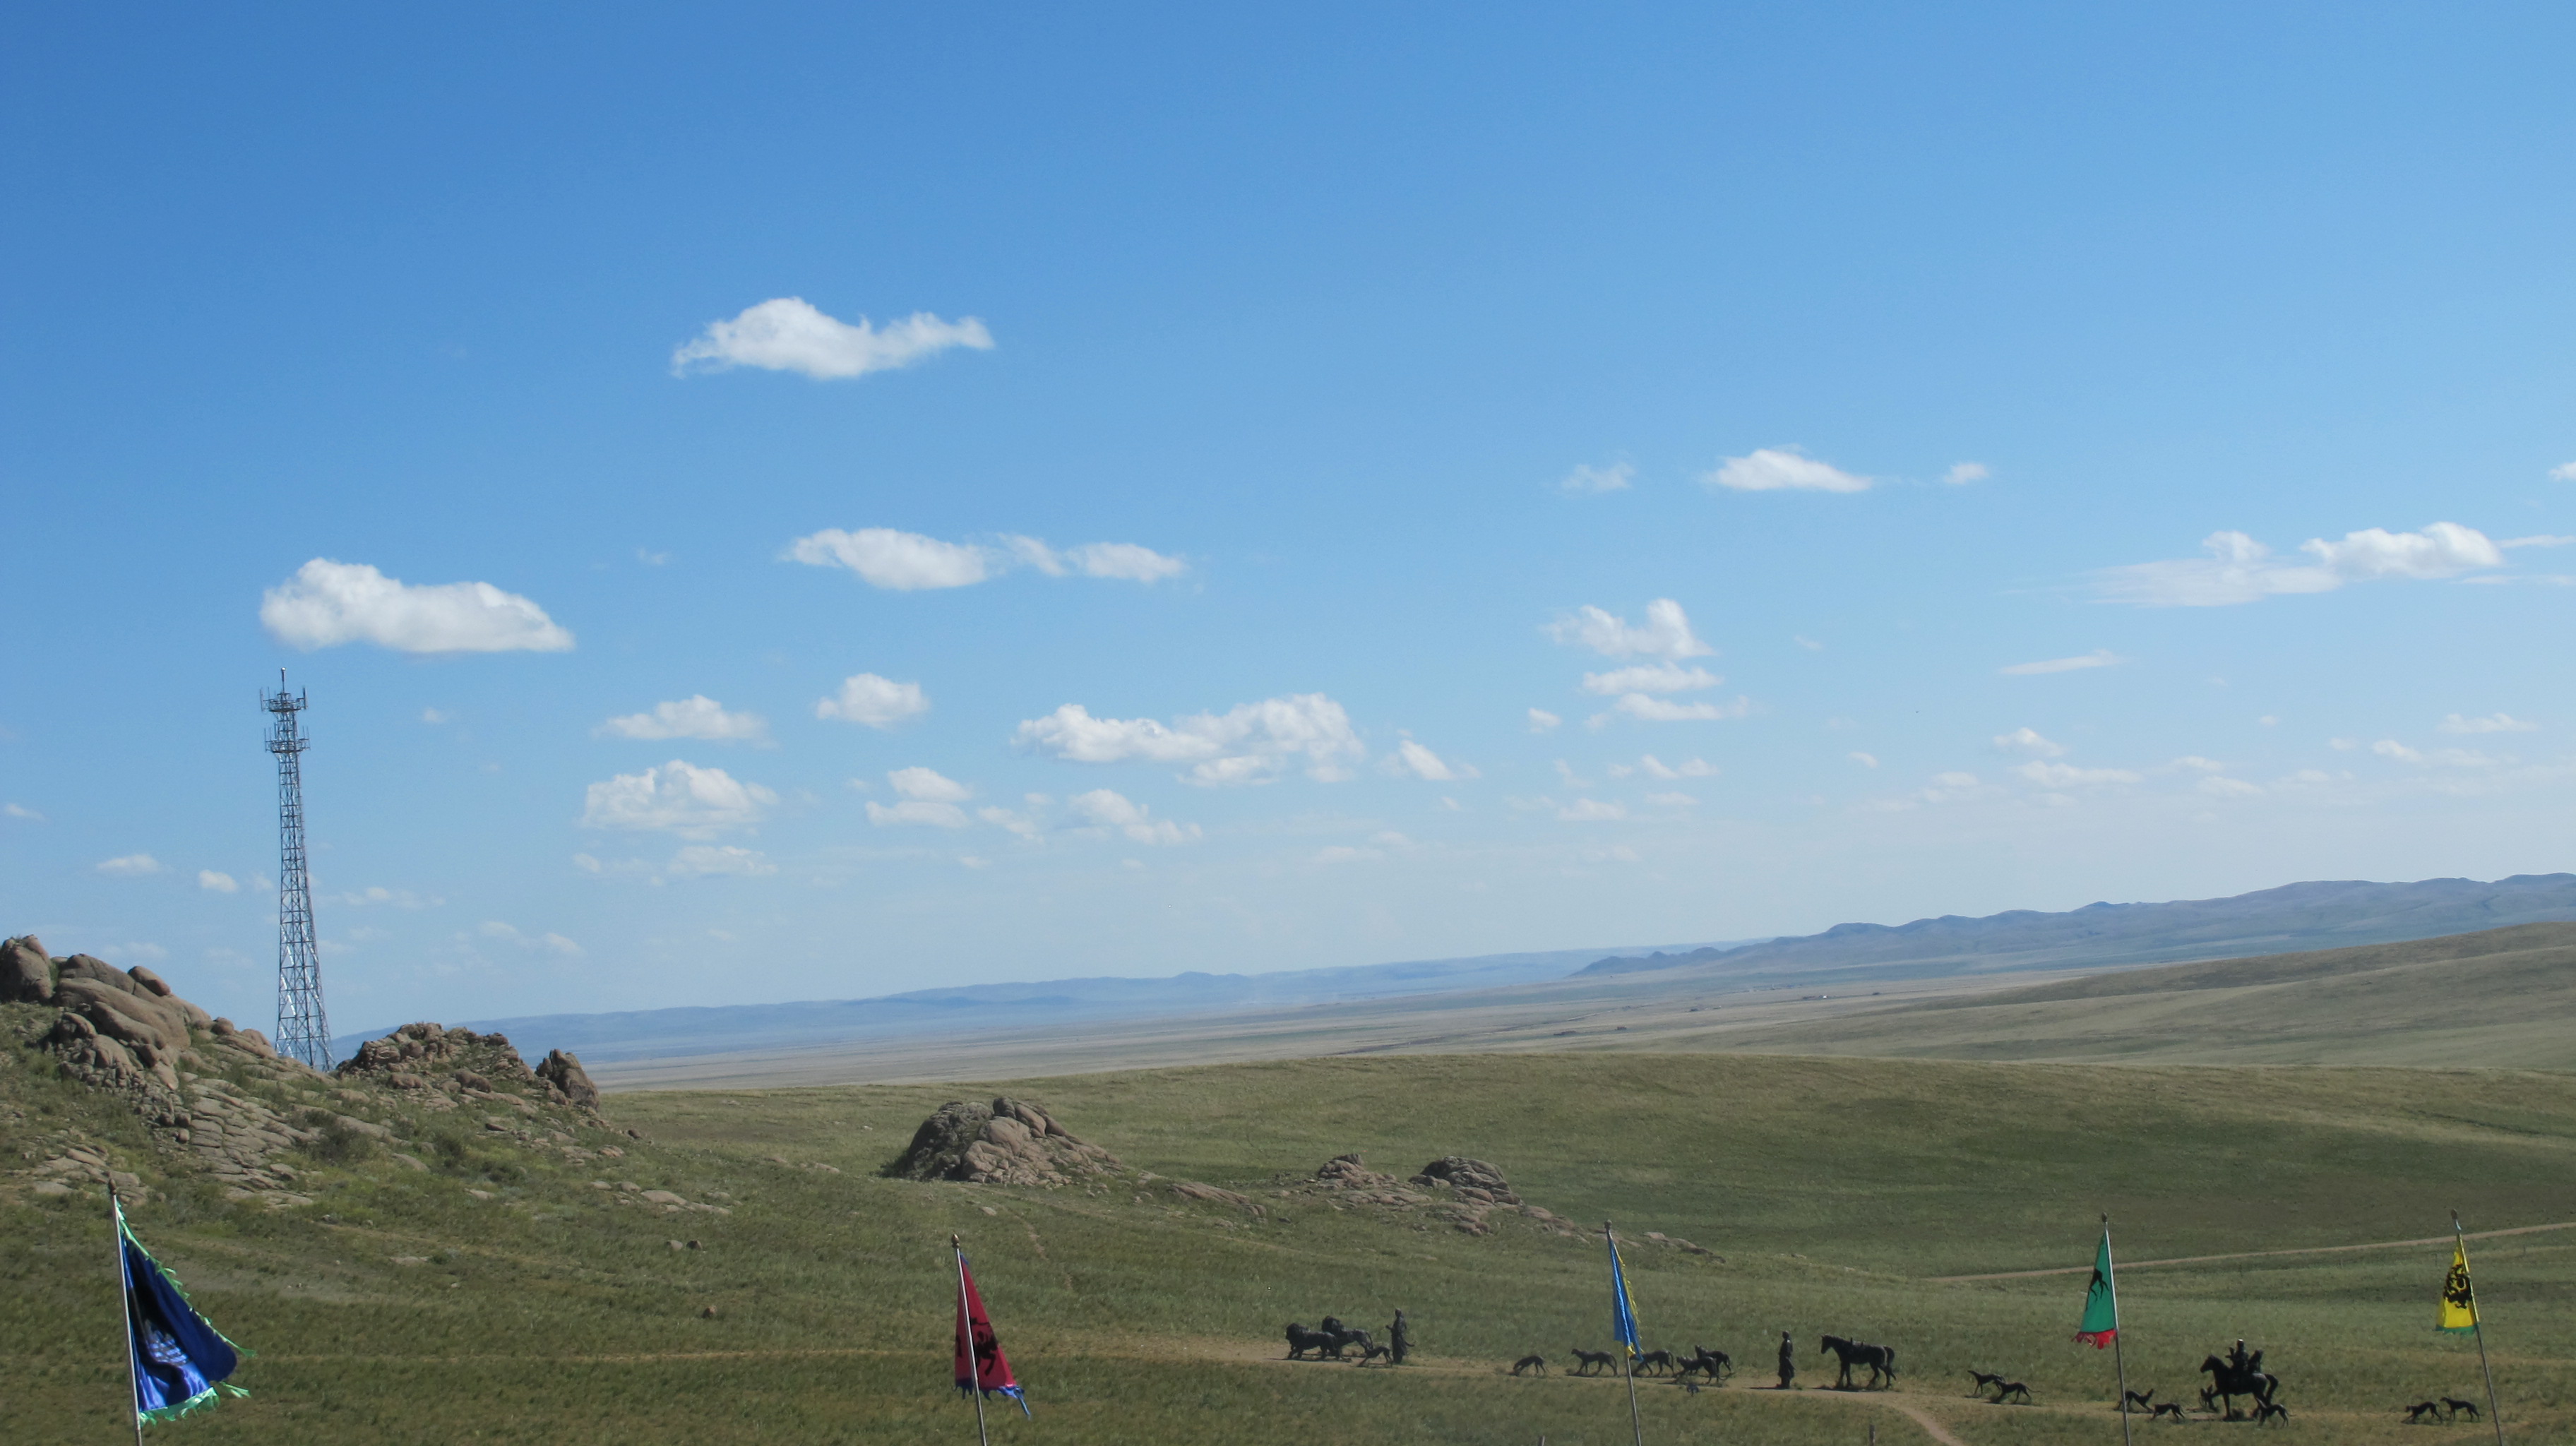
8,1019 -> 2575,1445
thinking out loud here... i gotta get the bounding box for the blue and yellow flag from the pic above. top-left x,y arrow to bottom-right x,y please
117,1197 -> 248,1423
1606,1225 -> 1642,1358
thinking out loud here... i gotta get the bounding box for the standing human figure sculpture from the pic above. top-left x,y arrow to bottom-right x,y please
1777,1331 -> 1798,1390
1388,1310 -> 1411,1366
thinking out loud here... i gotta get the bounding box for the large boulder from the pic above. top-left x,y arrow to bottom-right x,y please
1410,1156 -> 1521,1205
884,1097 -> 1120,1186
535,1049 -> 600,1110
1,936 -> 51,1003
54,975 -> 189,1056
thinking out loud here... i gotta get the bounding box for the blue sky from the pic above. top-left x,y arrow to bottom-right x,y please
5,4 -> 2572,1036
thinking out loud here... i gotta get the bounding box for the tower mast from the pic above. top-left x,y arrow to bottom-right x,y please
262,673 -> 330,1069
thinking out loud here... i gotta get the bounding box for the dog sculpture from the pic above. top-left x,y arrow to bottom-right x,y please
1968,1370 -> 2008,1397
1354,1341 -> 1392,1366
1987,1379 -> 2032,1405
2123,1387 -> 2157,1411
1820,1334 -> 1897,1390
2404,1401 -> 2443,1423
1683,1346 -> 1731,1382
1633,1349 -> 1676,1377
1570,1348 -> 1617,1376
2444,1397 -> 2483,1422
1510,1355 -> 1546,1377
2149,1402 -> 2188,1421
2254,1402 -> 2291,1424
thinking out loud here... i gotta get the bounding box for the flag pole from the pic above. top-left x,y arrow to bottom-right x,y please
112,1188 -> 145,1446
953,1234 -> 989,1446
2454,1212 -> 2505,1446
2104,1215 -> 2133,1446
1606,1221 -> 1644,1446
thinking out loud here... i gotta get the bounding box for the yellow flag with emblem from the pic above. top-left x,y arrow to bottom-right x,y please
2438,1236 -> 2478,1332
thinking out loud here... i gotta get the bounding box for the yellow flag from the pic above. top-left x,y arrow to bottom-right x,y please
2439,1238 -> 2478,1332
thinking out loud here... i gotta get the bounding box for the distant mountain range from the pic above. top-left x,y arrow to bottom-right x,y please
1574,873 -> 2576,984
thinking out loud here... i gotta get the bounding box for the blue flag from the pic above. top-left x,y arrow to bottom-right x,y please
1606,1225 -> 1642,1358
117,1197 -> 247,1423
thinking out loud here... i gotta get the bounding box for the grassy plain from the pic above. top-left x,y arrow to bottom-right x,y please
8,1033 -> 2576,1445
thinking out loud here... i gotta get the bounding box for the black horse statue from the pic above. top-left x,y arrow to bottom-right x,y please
1683,1346 -> 1731,1382
2198,1354 -> 2279,1418
1820,1334 -> 1897,1390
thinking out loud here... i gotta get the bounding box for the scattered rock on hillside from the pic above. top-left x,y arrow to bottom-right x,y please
884,1097 -> 1120,1186
1410,1156 -> 1522,1205
535,1049 -> 600,1110
1292,1151 -> 1588,1240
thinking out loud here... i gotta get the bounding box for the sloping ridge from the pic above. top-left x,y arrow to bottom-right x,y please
1576,873 -> 2576,983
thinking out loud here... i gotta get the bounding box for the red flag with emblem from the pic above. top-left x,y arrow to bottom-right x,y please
953,1248 -> 1026,1414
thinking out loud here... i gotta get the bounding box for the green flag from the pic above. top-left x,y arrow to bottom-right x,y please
2075,1225 -> 2118,1346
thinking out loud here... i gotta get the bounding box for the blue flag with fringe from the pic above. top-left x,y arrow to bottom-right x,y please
117,1197 -> 248,1423
1606,1224 -> 1642,1358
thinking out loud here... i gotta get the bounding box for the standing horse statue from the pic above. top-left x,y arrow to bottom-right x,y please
1820,1334 -> 1898,1390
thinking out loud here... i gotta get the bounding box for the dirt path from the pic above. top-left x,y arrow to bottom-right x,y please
1933,1219 -> 2576,1281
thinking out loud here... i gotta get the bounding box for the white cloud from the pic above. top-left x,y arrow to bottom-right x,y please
478,921 -> 585,957
866,799 -> 971,828
2199,775 -> 2264,798
2500,534 -> 2576,549
816,674 -> 930,728
1943,462 -> 1990,486
978,805 -> 1044,841
2097,523 -> 2505,607
6,803 -> 43,820
335,885 -> 442,909
788,528 -> 991,590
671,297 -> 993,379
1849,751 -> 1878,768
1014,693 -> 1362,785
1557,461 -> 1634,496
2000,650 -> 2123,676
1386,738 -> 1477,782
597,695 -> 771,745
1581,662 -> 1721,696
1644,791 -> 1698,808
261,558 -> 573,654
196,870 -> 239,893
1793,635 -> 1825,651
1546,599 -> 1713,661
2170,755 -> 2227,772
1313,844 -> 1382,864
1527,708 -> 1563,734
666,844 -> 777,878
1611,693 -> 1751,723
1993,727 -> 2068,757
2440,713 -> 2537,734
2371,739 -> 2422,763
2016,761 -> 2141,787
1068,789 -> 1201,844
1703,446 -> 1871,494
889,767 -> 972,802
1001,536 -> 1188,582
1638,755 -> 1716,779
96,854 -> 162,876
421,708 -> 451,725
2550,462 -> 2576,482
1558,798 -> 1628,822
2373,739 -> 2504,767
580,760 -> 775,837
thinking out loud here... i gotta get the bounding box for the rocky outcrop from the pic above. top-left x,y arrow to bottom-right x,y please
1292,1152 -> 1588,1239
884,1097 -> 1121,1186
338,1022 -> 548,1102
1,936 -> 52,1003
535,1049 -> 600,1111
1410,1156 -> 1521,1205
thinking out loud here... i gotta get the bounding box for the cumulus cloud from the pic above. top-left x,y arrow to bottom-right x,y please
867,799 -> 971,828
2199,775 -> 2264,798
666,845 -> 777,878
816,674 -> 929,728
1558,798 -> 1628,822
2000,650 -> 2123,676
478,921 -> 585,957
1558,461 -> 1634,496
1003,536 -> 1189,582
2551,462 -> 2576,482
597,695 -> 770,745
1014,693 -> 1362,785
978,804 -> 1044,841
2373,739 -> 2503,767
6,803 -> 44,820
1849,751 -> 1879,768
1638,755 -> 1715,779
1610,694 -> 1751,723
1527,708 -> 1563,734
2170,755 -> 2227,772
1644,791 -> 1698,808
1581,662 -> 1720,696
1943,462 -> 1990,486
96,854 -> 162,876
671,297 -> 993,379
788,528 -> 991,590
1546,599 -> 1713,660
1993,727 -> 2068,757
2097,523 -> 2505,607
1703,446 -> 1871,493
1386,738 -> 1477,782
2441,713 -> 2536,734
261,559 -> 573,654
580,760 -> 775,837
335,886 -> 442,909
1068,789 -> 1201,844
888,767 -> 972,802
197,870 -> 239,893
2015,761 -> 2141,787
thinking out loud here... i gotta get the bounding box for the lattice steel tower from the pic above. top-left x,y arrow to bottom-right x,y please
263,673 -> 331,1068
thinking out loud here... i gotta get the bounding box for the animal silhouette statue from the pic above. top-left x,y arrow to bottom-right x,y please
2404,1400 -> 2443,1423
1510,1354 -> 1546,1377
1284,1322 -> 1331,1359
1986,1379 -> 2032,1404
1354,1341 -> 1392,1366
2123,1387 -> 2157,1411
2198,1353 -> 2279,1418
1633,1349 -> 1676,1377
2253,1402 -> 2291,1424
1967,1369 -> 2008,1397
1682,1346 -> 1731,1382
1820,1334 -> 1898,1390
2443,1397 -> 2483,1421
2149,1402 -> 2188,1421
1570,1347 -> 1617,1376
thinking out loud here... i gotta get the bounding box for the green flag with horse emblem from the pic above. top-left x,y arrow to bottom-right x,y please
2075,1224 -> 2118,1346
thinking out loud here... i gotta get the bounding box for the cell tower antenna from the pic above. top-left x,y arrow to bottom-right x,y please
262,671 -> 331,1069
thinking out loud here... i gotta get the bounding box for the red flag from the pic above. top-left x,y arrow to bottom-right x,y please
953,1253 -> 1020,1399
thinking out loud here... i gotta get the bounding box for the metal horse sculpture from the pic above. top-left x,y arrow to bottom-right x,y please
2197,1355 -> 2280,1418
1820,1334 -> 1898,1390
